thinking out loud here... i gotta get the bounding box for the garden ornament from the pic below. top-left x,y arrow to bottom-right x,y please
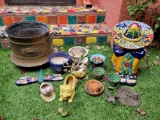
40,82 -> 56,102
115,87 -> 141,106
107,73 -> 120,89
111,20 -> 154,86
106,92 -> 116,105
16,69 -> 63,85
85,80 -> 104,96
59,74 -> 78,103
90,54 -> 106,69
106,87 -> 141,106
63,57 -> 88,79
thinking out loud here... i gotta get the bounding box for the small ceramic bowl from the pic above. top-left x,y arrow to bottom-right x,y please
108,73 -> 120,89
92,67 -> 105,81
85,80 -> 104,96
68,46 -> 88,64
49,52 -> 70,73
90,54 -> 106,69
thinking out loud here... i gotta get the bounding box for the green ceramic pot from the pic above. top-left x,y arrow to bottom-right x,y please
108,73 -> 120,89
92,67 -> 105,81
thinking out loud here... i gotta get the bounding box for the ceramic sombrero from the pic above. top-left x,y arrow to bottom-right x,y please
113,20 -> 154,49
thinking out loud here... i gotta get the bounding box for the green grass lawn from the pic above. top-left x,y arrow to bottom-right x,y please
0,45 -> 160,120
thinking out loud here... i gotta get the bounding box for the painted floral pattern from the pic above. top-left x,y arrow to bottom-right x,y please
122,53 -> 134,75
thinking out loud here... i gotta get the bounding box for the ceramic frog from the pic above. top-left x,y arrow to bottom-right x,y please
59,75 -> 78,103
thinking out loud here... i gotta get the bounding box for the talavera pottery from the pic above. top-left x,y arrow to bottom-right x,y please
49,52 -> 71,73
68,46 -> 88,64
59,74 -> 78,103
40,82 -> 56,102
92,67 -> 105,81
113,20 -> 154,50
85,80 -> 104,96
108,73 -> 120,89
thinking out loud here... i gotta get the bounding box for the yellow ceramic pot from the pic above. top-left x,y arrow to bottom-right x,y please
71,68 -> 86,79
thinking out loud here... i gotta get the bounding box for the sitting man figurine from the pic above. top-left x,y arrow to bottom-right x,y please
59,74 -> 78,103
111,21 -> 154,86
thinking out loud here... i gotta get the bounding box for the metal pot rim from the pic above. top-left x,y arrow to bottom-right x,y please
5,21 -> 50,39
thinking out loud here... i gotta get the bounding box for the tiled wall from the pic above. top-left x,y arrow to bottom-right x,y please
0,35 -> 111,48
0,14 -> 105,26
51,35 -> 111,46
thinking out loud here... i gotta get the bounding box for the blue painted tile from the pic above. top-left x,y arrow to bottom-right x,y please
25,16 -> 36,21
0,17 -> 4,26
68,16 -> 77,24
64,38 -> 74,45
96,16 -> 105,23
97,36 -> 107,43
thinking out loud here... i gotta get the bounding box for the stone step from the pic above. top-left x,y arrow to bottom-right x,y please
50,23 -> 112,46
0,23 -> 112,48
0,5 -> 106,26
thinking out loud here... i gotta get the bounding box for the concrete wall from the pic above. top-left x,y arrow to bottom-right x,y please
99,0 -> 123,30
0,0 -> 5,6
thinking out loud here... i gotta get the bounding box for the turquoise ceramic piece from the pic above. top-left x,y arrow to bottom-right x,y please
108,73 -> 120,89
38,69 -> 44,84
97,36 -> 107,43
92,67 -> 105,81
0,17 -> 4,26
25,16 -> 36,21
90,54 -> 106,69
64,38 -> 74,45
68,16 -> 77,24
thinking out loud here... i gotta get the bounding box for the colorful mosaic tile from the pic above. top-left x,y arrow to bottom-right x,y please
0,5 -> 105,15
36,16 -> 47,23
86,37 -> 97,44
68,16 -> 77,24
107,35 -> 112,43
14,16 -> 24,22
3,16 -> 14,26
52,38 -> 64,46
0,17 -> 4,26
64,38 -> 74,45
58,16 -> 67,24
96,16 -> 105,23
50,23 -> 111,35
47,16 -> 57,24
97,36 -> 107,43
86,15 -> 96,24
77,16 -> 86,24
74,37 -> 86,45
25,16 -> 36,21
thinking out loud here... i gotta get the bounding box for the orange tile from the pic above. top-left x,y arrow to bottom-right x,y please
86,15 -> 96,24
58,16 -> 67,24
3,16 -> 14,26
47,16 -> 57,24
36,16 -> 47,23
78,16 -> 86,23
14,16 -> 24,22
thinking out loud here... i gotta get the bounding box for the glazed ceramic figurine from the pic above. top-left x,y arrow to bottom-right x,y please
59,75 -> 78,103
112,21 -> 154,86
71,57 -> 88,78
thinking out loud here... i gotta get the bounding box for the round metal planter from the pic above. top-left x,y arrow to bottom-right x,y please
5,21 -> 55,67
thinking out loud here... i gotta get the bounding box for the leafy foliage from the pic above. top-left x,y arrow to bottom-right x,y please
127,0 -> 159,31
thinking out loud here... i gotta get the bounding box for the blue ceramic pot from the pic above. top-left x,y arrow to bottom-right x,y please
90,54 -> 106,69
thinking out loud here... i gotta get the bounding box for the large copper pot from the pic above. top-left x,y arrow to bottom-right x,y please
5,21 -> 56,67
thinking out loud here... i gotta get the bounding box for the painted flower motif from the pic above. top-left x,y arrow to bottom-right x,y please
125,62 -> 130,67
